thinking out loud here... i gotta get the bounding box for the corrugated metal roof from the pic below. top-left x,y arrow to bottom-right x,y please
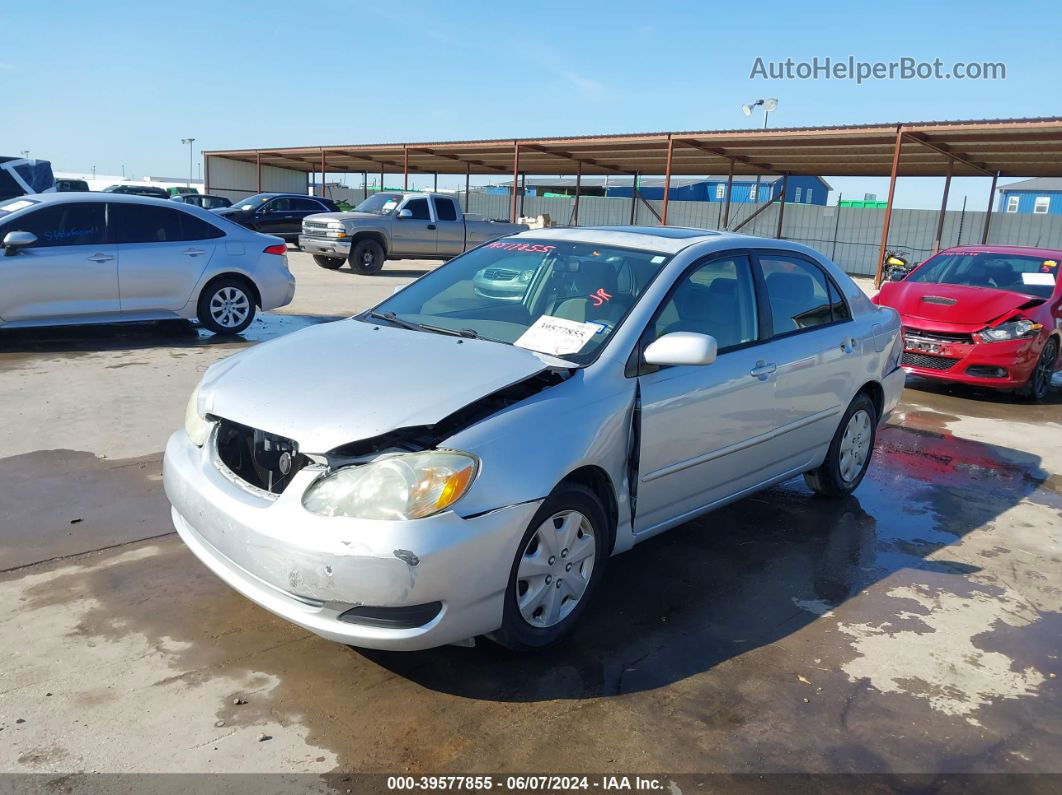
997,177 -> 1062,191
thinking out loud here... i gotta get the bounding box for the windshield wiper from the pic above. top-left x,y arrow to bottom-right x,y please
368,311 -> 495,342
368,311 -> 423,332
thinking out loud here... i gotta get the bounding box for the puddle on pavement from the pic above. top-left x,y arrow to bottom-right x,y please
8,407 -> 1061,773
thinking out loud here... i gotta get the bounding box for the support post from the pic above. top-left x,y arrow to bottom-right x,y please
574,163 -> 582,226
774,173 -> 788,239
255,152 -> 261,192
433,172 -> 438,192
363,171 -> 368,201
661,135 -> 674,226
464,163 -> 470,211
510,142 -> 520,223
831,193 -> 843,261
980,171 -> 999,244
629,173 -> 638,225
403,146 -> 408,191
204,156 -> 210,195
875,127 -> 904,287
320,149 -> 326,198
721,159 -> 734,228
933,159 -> 953,254
519,172 -> 526,217
379,169 -> 384,191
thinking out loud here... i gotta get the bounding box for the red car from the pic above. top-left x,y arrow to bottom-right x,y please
873,245 -> 1060,401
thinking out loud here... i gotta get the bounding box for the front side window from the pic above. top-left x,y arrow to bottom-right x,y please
6,202 -> 106,247
1006,195 -> 1020,213
651,256 -> 758,351
264,198 -> 292,213
1034,196 -> 1050,214
434,197 -> 458,221
369,238 -> 672,364
404,198 -> 430,220
760,255 -> 835,334
907,252 -> 1058,298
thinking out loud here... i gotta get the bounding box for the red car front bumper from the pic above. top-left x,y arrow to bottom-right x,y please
900,327 -> 1041,389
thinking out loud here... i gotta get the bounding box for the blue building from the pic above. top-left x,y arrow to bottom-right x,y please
495,175 -> 831,205
998,178 -> 1062,216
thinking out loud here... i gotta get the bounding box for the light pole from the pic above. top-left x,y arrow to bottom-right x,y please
741,98 -> 778,203
180,138 -> 196,189
19,150 -> 29,159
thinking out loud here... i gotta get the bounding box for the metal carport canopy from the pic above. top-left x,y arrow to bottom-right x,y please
204,117 -> 1062,178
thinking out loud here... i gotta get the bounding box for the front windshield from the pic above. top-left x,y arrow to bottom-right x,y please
908,252 -> 1059,298
353,193 -> 403,215
232,193 -> 272,210
368,238 -> 671,364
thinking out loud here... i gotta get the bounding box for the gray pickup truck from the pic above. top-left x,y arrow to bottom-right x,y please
299,191 -> 529,274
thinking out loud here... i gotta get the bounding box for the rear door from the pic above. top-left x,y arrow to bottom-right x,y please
634,253 -> 779,534
751,250 -> 857,470
0,201 -> 119,320
431,196 -> 464,256
394,197 -> 437,256
112,203 -> 221,312
290,198 -> 332,234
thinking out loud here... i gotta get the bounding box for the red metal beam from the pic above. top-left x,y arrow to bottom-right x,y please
510,142 -> 520,222
933,158 -> 953,254
981,171 -> 999,244
875,127 -> 904,287
904,132 -> 994,176
661,136 -> 675,225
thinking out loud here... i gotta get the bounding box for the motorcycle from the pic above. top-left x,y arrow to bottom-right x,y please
883,249 -> 914,281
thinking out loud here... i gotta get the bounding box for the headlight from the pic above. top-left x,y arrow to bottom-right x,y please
327,224 -> 347,239
302,450 -> 478,520
977,319 -> 1042,343
184,387 -> 212,447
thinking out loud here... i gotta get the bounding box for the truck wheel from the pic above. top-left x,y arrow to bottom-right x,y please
313,255 -> 345,270
349,239 -> 385,275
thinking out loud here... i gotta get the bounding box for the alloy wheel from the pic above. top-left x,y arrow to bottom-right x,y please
209,286 -> 250,329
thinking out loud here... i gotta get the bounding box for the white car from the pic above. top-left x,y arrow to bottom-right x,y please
0,193 -> 295,334
164,226 -> 904,651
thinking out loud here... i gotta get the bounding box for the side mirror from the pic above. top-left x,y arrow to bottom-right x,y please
397,208 -> 413,219
3,231 -> 37,256
643,332 -> 718,367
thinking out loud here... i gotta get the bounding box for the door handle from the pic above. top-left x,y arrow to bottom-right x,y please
183,248 -> 207,257
427,224 -> 437,230
87,253 -> 114,263
749,362 -> 777,379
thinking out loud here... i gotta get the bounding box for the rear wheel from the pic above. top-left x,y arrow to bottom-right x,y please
349,239 -> 385,275
313,255 -> 345,270
197,278 -> 256,335
488,483 -> 608,651
804,393 -> 877,497
1018,338 -> 1058,402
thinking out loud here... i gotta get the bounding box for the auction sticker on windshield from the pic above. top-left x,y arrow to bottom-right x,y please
515,315 -> 600,356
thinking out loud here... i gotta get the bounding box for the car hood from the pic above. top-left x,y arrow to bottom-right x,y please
875,281 -> 1041,326
306,211 -> 387,224
199,319 -> 568,452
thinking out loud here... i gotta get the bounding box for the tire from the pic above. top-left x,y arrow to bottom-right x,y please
488,483 -> 609,651
1017,338 -> 1058,402
313,255 -> 345,270
804,393 -> 878,497
349,239 -> 385,275
197,278 -> 256,335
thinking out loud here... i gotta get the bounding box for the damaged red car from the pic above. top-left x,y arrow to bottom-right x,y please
873,245 -> 1060,401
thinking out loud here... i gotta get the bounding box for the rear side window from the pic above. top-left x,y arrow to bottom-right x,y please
8,202 -> 106,247
292,198 -> 326,212
759,255 -> 835,335
404,198 -> 430,220
113,203 -> 224,243
433,197 -> 458,221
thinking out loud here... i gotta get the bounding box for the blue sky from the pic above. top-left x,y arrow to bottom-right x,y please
2,0 -> 1058,209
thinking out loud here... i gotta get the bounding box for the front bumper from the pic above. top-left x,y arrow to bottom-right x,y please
298,235 -> 351,259
900,334 -> 1040,388
163,430 -> 542,650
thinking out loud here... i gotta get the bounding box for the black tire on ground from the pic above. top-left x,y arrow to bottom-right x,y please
349,239 -> 385,275
803,392 -> 878,497
313,255 -> 345,270
196,277 -> 256,335
1017,337 -> 1059,402
488,483 -> 609,652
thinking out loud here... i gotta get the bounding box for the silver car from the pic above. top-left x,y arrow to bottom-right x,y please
164,226 -> 904,651
0,193 -> 295,334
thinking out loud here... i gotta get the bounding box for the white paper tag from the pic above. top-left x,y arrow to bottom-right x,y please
1021,272 -> 1055,286
514,315 -> 600,356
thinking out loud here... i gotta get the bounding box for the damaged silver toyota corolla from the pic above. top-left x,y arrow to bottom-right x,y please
164,226 -> 904,651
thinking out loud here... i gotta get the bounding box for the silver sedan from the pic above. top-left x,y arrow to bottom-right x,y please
0,193 -> 294,334
164,226 -> 904,651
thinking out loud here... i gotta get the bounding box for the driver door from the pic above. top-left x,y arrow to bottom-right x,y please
395,197 -> 437,256
634,253 -> 779,535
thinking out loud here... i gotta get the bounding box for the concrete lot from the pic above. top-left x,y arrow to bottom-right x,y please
1,251 -> 1060,780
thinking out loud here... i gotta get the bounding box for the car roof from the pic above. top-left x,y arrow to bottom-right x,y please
508,225 -> 824,256
941,244 -> 1062,259
17,191 -> 194,207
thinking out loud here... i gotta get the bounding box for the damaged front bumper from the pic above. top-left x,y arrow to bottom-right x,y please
163,430 -> 542,650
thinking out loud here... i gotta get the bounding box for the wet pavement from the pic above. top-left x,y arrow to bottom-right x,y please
0,253 -> 1060,780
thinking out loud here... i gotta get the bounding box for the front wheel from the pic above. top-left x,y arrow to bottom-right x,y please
197,278 -> 256,335
804,393 -> 878,497
1018,338 -> 1058,402
313,255 -> 345,270
349,239 -> 385,275
488,483 -> 608,652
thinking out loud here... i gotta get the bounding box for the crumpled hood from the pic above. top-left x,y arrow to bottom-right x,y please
876,281 -> 1040,325
199,319 -> 560,452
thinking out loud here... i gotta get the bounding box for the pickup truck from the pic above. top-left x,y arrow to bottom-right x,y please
298,191 -> 529,274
